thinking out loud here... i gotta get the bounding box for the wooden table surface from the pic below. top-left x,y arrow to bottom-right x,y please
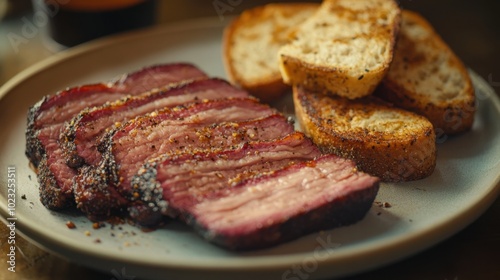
1,0 -> 499,279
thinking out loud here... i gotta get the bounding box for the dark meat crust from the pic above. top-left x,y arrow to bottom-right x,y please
25,96 -> 44,168
73,164 -> 130,221
37,156 -> 75,209
61,108 -> 94,169
25,84 -> 112,167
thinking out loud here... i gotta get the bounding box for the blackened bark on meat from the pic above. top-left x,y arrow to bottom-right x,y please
25,97 -> 46,168
25,84 -> 112,167
128,161 -> 164,226
73,164 -> 130,221
37,156 -> 75,209
61,110 -> 89,168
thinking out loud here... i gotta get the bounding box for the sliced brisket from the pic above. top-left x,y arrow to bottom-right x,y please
112,63 -> 207,95
26,62 -> 381,251
74,98 -> 286,220
134,154 -> 379,250
61,78 -> 249,168
27,63 -> 207,209
129,132 -> 322,227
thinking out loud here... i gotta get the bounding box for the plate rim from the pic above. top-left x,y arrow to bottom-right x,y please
1,16 -> 499,278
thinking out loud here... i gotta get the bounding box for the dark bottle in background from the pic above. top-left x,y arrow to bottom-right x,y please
42,0 -> 157,47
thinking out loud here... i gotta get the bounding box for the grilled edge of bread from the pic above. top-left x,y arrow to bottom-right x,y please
222,3 -> 319,102
278,0 -> 401,99
375,10 -> 476,135
293,86 -> 436,182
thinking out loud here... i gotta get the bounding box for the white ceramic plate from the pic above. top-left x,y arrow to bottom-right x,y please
1,18 -> 499,280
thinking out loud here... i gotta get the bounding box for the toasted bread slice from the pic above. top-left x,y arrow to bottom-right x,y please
278,0 -> 401,99
223,3 -> 319,102
376,10 -> 476,135
293,86 -> 436,182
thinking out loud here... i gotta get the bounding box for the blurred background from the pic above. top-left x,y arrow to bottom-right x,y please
1,0 -> 499,85
0,0 -> 499,279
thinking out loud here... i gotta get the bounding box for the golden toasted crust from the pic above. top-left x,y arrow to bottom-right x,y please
278,0 -> 401,99
376,10 -> 476,135
222,3 -> 319,102
294,86 -> 436,182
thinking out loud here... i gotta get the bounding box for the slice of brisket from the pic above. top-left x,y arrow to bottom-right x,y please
61,78 -> 249,168
74,98 -> 286,220
134,154 -> 379,250
129,132 -> 322,227
28,63 -> 207,209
